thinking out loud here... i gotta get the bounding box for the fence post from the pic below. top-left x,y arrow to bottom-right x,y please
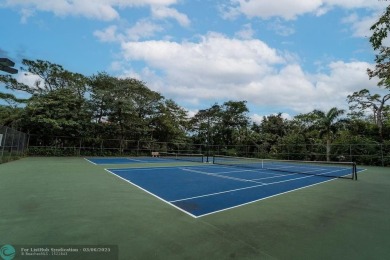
9,128 -> 16,161
381,143 -> 384,167
78,139 -> 82,156
349,144 -> 352,162
26,133 -> 30,154
21,132 -> 24,154
0,127 -> 8,162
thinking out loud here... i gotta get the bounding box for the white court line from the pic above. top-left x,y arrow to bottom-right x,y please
84,158 -> 97,165
218,163 -> 348,181
214,164 -> 284,175
251,173 -> 300,181
104,165 -> 358,218
104,169 -> 197,218
107,166 -> 184,171
250,167 -> 330,181
180,167 -> 264,184
169,168 -> 348,203
195,164 -> 331,182
83,157 -> 147,164
196,165 -> 365,218
125,158 -> 146,162
196,176 -> 339,218
195,168 -> 269,175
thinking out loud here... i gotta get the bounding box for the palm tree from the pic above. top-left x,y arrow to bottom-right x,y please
312,107 -> 346,161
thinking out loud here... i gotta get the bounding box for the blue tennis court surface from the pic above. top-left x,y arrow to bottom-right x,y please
105,164 -> 360,218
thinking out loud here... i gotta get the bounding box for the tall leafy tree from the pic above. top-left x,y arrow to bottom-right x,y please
92,76 -> 163,141
0,92 -> 26,127
311,107 -> 346,161
0,105 -> 24,127
126,78 -> 163,140
88,72 -> 117,124
190,104 -> 221,145
23,88 -> 90,139
252,113 -> 288,155
1,59 -> 88,97
347,89 -> 390,140
368,5 -> 390,88
219,100 -> 250,145
152,99 -> 189,142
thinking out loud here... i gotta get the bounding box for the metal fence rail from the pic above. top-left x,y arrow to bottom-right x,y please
26,135 -> 390,166
0,126 -> 28,163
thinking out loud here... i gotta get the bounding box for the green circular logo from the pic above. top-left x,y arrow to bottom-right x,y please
0,245 -> 15,260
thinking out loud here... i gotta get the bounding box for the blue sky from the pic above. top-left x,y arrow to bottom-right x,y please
0,0 -> 388,122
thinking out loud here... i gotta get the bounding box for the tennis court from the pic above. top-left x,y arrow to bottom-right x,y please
1,156 -> 389,259
86,152 -> 205,165
87,155 -> 360,217
86,157 -> 164,164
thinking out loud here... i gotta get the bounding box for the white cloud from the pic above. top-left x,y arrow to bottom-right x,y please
121,33 -> 285,88
323,0 -> 385,10
151,6 -> 190,27
251,113 -> 292,124
94,20 -> 165,43
7,0 -> 120,21
125,20 -> 164,41
227,0 -> 324,20
251,114 -> 264,124
224,0 -> 387,21
267,19 -> 295,36
94,25 -> 121,42
1,0 -> 181,21
20,8 -> 35,23
342,13 -> 380,38
235,24 -> 255,40
119,33 -> 377,114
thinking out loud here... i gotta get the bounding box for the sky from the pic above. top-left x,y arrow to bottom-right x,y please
0,0 -> 389,123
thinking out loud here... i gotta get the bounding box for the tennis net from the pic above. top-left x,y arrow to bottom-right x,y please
160,152 -> 204,163
213,155 -> 357,180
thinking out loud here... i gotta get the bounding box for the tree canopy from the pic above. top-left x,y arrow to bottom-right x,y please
2,4 -> 390,165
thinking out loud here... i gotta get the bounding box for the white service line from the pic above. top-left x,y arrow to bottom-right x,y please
180,167 -> 264,184
170,167 -> 348,203
104,169 -> 197,218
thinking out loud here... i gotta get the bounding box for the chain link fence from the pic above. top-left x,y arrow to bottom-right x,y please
26,135 -> 390,166
0,126 -> 28,163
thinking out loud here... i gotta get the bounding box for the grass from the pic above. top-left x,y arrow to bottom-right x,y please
0,157 -> 389,259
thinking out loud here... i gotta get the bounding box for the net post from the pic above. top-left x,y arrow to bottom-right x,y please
353,162 -> 357,180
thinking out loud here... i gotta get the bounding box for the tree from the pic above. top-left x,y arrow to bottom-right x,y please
368,5 -> 390,88
260,113 -> 287,139
311,107 -> 346,161
0,105 -> 24,127
88,72 -> 116,125
347,89 -> 390,140
0,92 -> 25,127
152,99 -> 189,142
23,88 -> 90,139
1,59 -> 88,97
190,104 -> 221,146
255,113 -> 288,153
90,75 -> 163,142
0,92 -> 26,107
219,101 -> 250,146
191,101 -> 250,149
